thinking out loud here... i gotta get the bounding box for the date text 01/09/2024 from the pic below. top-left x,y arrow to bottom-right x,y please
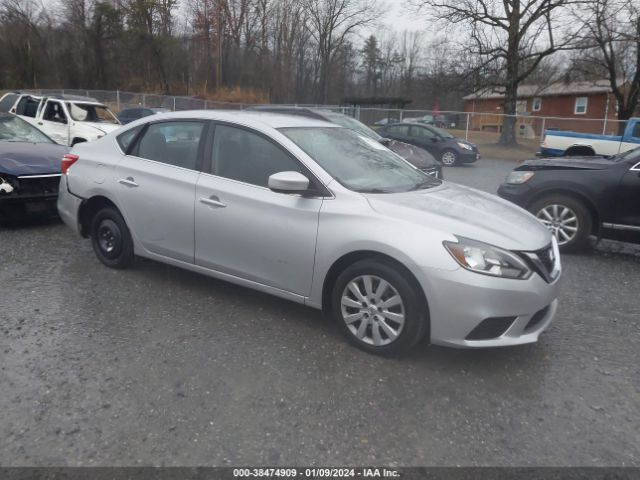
232,468 -> 400,478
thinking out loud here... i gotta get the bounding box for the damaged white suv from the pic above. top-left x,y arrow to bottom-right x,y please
0,92 -> 122,146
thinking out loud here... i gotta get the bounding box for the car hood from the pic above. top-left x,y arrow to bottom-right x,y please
364,182 -> 551,251
520,156 -> 615,171
0,142 -> 69,176
83,122 -> 122,134
387,140 -> 438,167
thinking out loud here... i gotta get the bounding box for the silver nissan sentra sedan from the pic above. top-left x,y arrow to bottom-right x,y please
57,111 -> 561,355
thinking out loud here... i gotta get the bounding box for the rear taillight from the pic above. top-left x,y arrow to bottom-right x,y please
61,154 -> 79,175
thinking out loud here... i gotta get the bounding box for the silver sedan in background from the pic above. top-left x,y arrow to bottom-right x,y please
58,111 -> 561,355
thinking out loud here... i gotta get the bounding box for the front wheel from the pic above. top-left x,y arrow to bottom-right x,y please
529,194 -> 592,253
331,259 -> 428,356
90,207 -> 135,269
440,149 -> 458,166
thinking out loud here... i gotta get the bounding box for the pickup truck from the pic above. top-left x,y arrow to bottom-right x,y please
539,117 -> 640,157
0,92 -> 122,146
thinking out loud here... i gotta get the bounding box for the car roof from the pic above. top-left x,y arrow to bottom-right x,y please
246,105 -> 328,120
47,94 -> 101,103
147,110 -> 339,130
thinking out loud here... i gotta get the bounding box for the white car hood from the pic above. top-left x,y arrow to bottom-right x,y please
364,182 -> 551,252
83,122 -> 121,134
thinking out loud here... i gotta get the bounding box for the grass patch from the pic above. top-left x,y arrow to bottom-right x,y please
450,129 -> 540,162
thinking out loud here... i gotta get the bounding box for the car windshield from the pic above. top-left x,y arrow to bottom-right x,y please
429,126 -> 454,138
281,127 -> 441,193
0,115 -> 54,143
67,103 -> 119,124
323,112 -> 382,141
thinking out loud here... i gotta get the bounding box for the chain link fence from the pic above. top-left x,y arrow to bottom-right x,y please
20,89 -> 626,146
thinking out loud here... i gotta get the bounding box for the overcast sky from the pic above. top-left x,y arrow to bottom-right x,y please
40,0 -> 429,37
380,1 -> 427,33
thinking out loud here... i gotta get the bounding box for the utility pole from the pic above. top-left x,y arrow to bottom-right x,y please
216,0 -> 224,90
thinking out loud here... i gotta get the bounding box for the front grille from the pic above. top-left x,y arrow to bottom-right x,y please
466,316 -> 516,340
519,244 -> 558,283
536,245 -> 555,275
1,175 -> 60,198
524,305 -> 550,332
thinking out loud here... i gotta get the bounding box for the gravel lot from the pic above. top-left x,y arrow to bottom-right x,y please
1,158 -> 639,466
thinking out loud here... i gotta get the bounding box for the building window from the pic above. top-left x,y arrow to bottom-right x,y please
574,97 -> 588,115
532,97 -> 542,112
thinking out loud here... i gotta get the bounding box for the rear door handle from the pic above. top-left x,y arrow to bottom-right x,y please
200,196 -> 227,208
118,177 -> 139,187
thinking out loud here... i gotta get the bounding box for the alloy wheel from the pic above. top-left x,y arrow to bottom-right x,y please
536,204 -> 579,246
340,275 -> 405,346
441,151 -> 457,166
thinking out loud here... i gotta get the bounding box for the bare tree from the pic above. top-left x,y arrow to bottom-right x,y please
571,0 -> 640,127
302,0 -> 378,103
412,0 -> 578,145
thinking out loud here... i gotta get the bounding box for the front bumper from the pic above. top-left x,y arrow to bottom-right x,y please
417,262 -> 560,348
459,151 -> 480,164
497,183 -> 535,208
0,173 -> 61,217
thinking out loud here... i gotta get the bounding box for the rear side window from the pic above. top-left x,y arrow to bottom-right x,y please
15,97 -> 40,117
117,125 -> 143,153
211,124 -> 301,187
386,125 -> 410,135
135,121 -> 205,170
0,93 -> 18,112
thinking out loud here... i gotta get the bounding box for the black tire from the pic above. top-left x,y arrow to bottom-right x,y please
90,207 -> 135,269
440,149 -> 458,166
529,194 -> 592,253
563,146 -> 595,157
331,259 -> 428,356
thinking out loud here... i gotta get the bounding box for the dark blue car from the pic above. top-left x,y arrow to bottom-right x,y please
377,122 -> 480,166
0,113 -> 69,219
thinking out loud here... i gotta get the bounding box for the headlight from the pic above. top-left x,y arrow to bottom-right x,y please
443,237 -> 532,279
457,142 -> 473,150
506,171 -> 535,184
0,176 -> 14,194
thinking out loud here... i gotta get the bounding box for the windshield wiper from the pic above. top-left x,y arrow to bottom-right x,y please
409,179 -> 438,191
358,188 -> 391,194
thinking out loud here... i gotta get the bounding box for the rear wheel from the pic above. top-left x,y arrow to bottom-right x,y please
90,207 -> 135,269
331,259 -> 428,356
529,194 -> 592,253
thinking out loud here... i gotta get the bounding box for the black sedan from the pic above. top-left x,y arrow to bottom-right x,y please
0,113 -> 69,219
118,107 -> 170,124
498,148 -> 640,252
377,122 -> 479,166
247,106 -> 443,179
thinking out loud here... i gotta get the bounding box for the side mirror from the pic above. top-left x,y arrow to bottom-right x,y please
379,138 -> 392,146
268,171 -> 310,194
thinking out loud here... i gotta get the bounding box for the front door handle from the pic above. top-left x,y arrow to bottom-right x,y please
118,177 -> 139,188
200,196 -> 227,208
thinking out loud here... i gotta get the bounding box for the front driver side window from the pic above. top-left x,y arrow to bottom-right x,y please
211,125 -> 301,187
43,101 -> 67,124
411,126 -> 436,139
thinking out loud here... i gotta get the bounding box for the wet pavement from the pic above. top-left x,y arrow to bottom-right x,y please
1,160 -> 639,466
